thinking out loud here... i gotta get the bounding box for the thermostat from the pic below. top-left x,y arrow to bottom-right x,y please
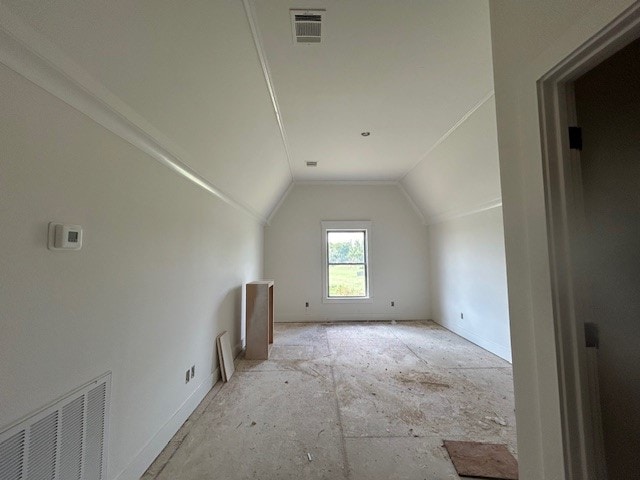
48,223 -> 83,250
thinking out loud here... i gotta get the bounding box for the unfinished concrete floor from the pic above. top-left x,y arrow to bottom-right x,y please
142,321 -> 516,480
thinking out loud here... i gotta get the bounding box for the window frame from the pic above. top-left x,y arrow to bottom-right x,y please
321,221 -> 372,304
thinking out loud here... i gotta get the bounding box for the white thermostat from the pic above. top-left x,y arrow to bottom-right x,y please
48,223 -> 83,250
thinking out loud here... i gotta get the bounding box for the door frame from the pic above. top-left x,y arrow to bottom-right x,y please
537,4 -> 640,478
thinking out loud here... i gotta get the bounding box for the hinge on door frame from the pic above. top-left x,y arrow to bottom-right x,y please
569,126 -> 583,151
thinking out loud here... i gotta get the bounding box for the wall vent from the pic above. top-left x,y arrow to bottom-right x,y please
290,9 -> 325,44
0,373 -> 111,480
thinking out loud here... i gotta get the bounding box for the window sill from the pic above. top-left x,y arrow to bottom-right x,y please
322,297 -> 374,304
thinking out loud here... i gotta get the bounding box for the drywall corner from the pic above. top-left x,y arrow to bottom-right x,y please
266,181 -> 294,225
396,181 -> 427,225
428,207 -> 511,362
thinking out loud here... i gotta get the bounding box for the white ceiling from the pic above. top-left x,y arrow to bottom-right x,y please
251,0 -> 495,181
0,0 -> 292,219
1,0 -> 497,220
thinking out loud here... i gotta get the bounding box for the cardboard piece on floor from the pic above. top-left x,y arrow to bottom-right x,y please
216,331 -> 235,382
443,440 -> 518,479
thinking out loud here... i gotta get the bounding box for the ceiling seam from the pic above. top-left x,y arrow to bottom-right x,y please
294,180 -> 399,186
265,181 -> 294,226
424,197 -> 502,225
395,183 -> 427,225
399,90 -> 495,181
0,6 -> 268,224
243,0 -> 295,181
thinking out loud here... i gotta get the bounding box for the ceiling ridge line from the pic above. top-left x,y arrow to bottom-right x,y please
243,0 -> 296,181
0,6 -> 268,224
398,89 -> 495,181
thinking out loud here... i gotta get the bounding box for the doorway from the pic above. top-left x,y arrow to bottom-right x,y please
538,5 -> 640,479
572,37 -> 640,479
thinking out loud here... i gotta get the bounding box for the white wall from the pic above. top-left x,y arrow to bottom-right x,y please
402,98 -> 510,362
264,184 -> 429,322
428,207 -> 510,362
489,1 -> 636,477
0,61 -> 262,480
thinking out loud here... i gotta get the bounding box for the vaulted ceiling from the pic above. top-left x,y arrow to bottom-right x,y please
0,0 -> 498,222
251,0 -> 494,181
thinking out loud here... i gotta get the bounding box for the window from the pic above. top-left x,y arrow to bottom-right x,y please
321,221 -> 371,302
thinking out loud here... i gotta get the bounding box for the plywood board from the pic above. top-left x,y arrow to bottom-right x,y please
216,333 -> 227,381
443,440 -> 518,479
217,331 -> 235,382
245,281 -> 274,360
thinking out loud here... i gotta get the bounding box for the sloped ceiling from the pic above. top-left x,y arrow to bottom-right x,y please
402,97 -> 501,223
1,0 -> 499,222
0,0 -> 292,220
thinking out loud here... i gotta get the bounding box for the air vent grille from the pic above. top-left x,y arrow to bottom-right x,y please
306,161 -> 318,167
84,383 -> 106,479
28,412 -> 58,480
291,9 -> 325,44
0,431 -> 25,480
0,373 -> 111,480
60,397 -> 84,480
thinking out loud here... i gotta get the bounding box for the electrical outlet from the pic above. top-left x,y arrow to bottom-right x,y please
461,312 -> 464,319
391,301 -> 395,307
191,365 -> 195,378
185,369 -> 190,383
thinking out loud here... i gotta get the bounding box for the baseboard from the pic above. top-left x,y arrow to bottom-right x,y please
435,319 -> 512,363
114,341 -> 243,479
233,341 -> 243,359
113,369 -> 219,480
276,314 -> 428,323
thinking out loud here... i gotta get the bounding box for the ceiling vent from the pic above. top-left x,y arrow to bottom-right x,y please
290,9 -> 325,44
